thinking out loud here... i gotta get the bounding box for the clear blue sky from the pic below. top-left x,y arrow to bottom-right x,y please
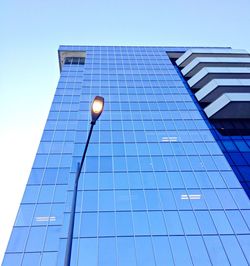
1,0 -> 250,261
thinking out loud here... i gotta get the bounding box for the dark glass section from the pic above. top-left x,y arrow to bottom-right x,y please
212,119 -> 250,136
64,57 -> 85,65
210,124 -> 250,197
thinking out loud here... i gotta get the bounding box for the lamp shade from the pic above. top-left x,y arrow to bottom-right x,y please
91,96 -> 104,124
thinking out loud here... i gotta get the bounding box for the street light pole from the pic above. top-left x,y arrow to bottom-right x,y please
64,96 -> 104,266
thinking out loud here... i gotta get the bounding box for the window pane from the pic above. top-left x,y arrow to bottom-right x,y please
135,237 -> 155,265
99,212 -> 115,236
195,211 -> 217,234
81,191 -> 98,211
179,211 -> 200,235
204,236 -> 230,265
98,237 -> 116,266
187,236 -> 211,266
145,190 -> 161,210
26,226 -> 46,252
164,211 -> 183,235
80,212 -> 98,237
221,235 -> 248,266
133,212 -> 150,235
22,253 -> 41,265
7,227 -> 29,252
2,253 -> 22,266
41,252 -> 57,266
22,186 -> 40,203
129,190 -> 146,211
78,238 -> 98,265
237,235 -> 250,263
115,190 -> 131,211
116,212 -> 133,236
160,190 -> 176,210
99,191 -> 114,211
152,236 -> 174,265
148,211 -> 167,235
226,210 -> 249,234
170,236 -> 193,265
210,211 -> 233,234
15,204 -> 35,226
117,237 -> 136,266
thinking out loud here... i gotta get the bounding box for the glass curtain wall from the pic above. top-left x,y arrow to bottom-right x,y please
3,46 -> 250,266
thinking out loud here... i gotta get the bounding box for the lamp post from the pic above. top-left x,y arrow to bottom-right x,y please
64,96 -> 104,266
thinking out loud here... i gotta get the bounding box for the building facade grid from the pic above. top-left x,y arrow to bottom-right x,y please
3,45 -> 250,266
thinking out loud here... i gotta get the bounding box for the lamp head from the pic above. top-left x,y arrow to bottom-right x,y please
91,96 -> 104,124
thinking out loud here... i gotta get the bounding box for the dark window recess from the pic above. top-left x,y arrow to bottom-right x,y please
212,119 -> 250,136
64,57 -> 85,65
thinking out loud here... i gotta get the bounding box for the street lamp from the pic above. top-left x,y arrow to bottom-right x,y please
64,96 -> 104,266
91,96 -> 105,125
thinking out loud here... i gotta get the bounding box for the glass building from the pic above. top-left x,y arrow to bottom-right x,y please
3,45 -> 250,265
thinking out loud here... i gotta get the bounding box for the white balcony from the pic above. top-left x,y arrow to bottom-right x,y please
195,79 -> 250,103
188,67 -> 250,90
176,48 -> 249,68
182,57 -> 250,78
204,93 -> 250,119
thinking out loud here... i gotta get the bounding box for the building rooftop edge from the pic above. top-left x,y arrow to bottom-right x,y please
58,45 -> 232,51
58,45 -> 232,71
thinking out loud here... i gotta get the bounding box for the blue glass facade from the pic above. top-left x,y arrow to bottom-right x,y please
3,45 -> 250,266
210,125 -> 250,198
